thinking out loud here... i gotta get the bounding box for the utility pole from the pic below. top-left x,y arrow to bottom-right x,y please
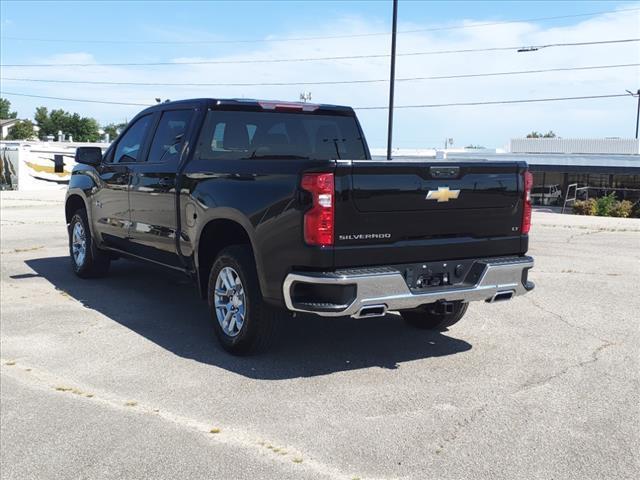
627,89 -> 640,139
386,0 -> 398,160
634,89 -> 639,140
637,90 -> 639,140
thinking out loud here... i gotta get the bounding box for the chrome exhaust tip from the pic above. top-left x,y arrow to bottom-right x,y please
487,290 -> 515,303
354,304 -> 388,318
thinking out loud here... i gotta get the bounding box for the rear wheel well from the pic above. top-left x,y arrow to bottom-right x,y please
65,195 -> 86,224
197,219 -> 254,298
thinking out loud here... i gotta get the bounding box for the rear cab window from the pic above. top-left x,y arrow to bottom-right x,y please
195,110 -> 367,160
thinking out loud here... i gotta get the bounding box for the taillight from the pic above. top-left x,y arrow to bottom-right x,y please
301,173 -> 334,247
522,170 -> 533,234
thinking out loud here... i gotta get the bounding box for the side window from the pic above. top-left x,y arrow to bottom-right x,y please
113,115 -> 152,163
147,109 -> 194,163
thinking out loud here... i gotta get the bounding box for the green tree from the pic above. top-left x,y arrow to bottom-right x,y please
103,122 -> 127,141
34,107 -> 100,142
0,98 -> 18,119
6,120 -> 36,140
526,130 -> 557,138
34,106 -> 49,126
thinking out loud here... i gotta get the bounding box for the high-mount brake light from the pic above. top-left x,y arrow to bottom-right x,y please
522,170 -> 533,234
258,101 -> 319,112
301,173 -> 334,247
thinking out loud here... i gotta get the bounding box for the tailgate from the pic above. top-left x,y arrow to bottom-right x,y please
333,160 -> 528,266
352,162 -> 520,212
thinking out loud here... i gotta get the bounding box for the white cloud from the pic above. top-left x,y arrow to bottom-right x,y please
3,5 -> 639,146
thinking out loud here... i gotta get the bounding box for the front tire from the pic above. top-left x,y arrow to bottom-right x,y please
68,209 -> 110,278
207,245 -> 278,355
400,301 -> 468,330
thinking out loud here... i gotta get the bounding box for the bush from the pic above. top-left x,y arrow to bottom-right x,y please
609,200 -> 633,218
574,195 -> 638,218
595,193 -> 617,217
573,198 -> 597,215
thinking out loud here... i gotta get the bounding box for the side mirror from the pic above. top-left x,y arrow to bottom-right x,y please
75,147 -> 103,166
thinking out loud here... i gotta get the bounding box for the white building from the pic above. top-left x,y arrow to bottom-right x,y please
0,119 -> 20,140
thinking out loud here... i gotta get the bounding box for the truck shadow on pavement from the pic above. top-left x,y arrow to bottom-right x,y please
22,256 -> 472,380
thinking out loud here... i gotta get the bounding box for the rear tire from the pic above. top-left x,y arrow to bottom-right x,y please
207,245 -> 279,355
400,301 -> 468,330
68,209 -> 110,278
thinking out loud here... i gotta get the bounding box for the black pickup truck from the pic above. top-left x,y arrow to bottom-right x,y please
67,98 -> 534,354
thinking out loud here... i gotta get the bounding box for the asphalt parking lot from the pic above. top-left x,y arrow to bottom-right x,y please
1,190 -> 639,480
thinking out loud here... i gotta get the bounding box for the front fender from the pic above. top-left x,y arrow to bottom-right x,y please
66,166 -> 100,240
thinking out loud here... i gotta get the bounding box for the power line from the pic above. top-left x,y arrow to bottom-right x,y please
1,7 -> 637,44
355,94 -> 630,110
393,7 -> 640,35
1,38 -> 637,67
0,92 -> 149,106
2,63 -> 637,87
0,91 -> 630,110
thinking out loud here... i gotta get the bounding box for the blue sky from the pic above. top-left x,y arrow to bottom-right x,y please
1,0 -> 639,148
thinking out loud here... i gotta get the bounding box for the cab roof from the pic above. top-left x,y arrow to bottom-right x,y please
138,98 -> 355,116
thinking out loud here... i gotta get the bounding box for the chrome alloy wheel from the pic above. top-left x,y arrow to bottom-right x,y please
71,221 -> 87,267
214,267 -> 246,337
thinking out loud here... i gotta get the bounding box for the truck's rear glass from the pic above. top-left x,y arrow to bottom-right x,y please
195,110 -> 367,160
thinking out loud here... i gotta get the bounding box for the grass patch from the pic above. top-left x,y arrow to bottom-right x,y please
124,401 -> 138,407
209,428 -> 221,434
292,457 -> 303,464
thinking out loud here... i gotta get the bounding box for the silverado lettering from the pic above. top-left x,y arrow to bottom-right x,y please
338,233 -> 392,240
66,98 -> 534,355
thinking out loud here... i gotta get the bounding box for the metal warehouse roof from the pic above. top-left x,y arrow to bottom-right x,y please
510,138 -> 639,155
374,151 -> 640,174
445,152 -> 640,174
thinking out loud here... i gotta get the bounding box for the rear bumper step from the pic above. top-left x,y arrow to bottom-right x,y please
283,256 -> 534,317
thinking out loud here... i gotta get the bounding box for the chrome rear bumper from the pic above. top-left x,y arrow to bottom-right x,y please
283,256 -> 534,318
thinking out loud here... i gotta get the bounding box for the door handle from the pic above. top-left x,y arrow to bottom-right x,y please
159,177 -> 174,187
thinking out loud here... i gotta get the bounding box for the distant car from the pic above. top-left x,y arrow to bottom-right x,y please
531,184 -> 562,205
65,98 -> 535,354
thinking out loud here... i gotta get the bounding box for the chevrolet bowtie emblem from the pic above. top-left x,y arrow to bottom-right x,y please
426,186 -> 461,202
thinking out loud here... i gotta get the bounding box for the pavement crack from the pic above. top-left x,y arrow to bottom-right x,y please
0,245 -> 45,254
566,228 -> 603,244
517,340 -> 616,393
524,296 -> 611,344
434,403 -> 489,452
